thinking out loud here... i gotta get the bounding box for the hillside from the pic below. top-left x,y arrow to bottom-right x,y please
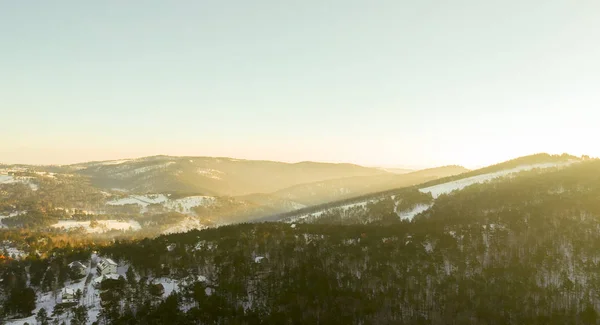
268,153 -> 581,223
0,157 -> 468,236
64,156 -> 389,196
272,165 -> 469,206
4,156 -> 600,324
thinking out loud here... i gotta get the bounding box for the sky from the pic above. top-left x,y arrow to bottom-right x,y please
1,1 -> 599,169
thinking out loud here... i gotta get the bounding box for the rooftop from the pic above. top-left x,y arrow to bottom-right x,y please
69,261 -> 86,269
93,273 -> 120,285
105,258 -> 117,265
99,257 -> 118,267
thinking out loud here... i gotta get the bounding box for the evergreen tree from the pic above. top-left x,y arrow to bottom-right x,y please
36,307 -> 49,325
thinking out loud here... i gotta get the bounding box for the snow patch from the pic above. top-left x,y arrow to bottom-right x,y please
0,174 -> 38,190
285,200 -> 373,223
396,203 -> 433,221
419,161 -> 576,199
51,220 -> 141,233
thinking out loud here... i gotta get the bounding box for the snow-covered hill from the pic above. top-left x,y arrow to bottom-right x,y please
418,161 -> 577,199
396,160 -> 578,220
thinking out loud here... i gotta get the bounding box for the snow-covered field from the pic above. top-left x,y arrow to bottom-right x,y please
0,174 -> 38,190
419,161 -> 576,199
51,220 -> 142,233
107,194 -> 214,214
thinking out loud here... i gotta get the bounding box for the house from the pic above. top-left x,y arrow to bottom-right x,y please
69,261 -> 87,277
61,288 -> 77,304
92,273 -> 120,288
96,258 -> 118,275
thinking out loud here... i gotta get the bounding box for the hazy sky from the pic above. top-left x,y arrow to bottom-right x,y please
1,1 -> 599,168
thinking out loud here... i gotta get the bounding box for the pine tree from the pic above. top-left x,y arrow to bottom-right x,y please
70,306 -> 88,325
36,307 -> 49,325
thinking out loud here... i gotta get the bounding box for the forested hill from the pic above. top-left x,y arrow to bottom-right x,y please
270,165 -> 469,206
54,156 -> 390,196
0,156 -> 467,235
263,153 -> 580,223
3,156 -> 600,324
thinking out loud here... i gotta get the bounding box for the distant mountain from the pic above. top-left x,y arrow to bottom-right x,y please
377,167 -> 415,174
54,156 -> 389,196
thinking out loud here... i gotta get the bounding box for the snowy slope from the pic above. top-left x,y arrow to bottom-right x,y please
418,161 -> 576,199
281,161 -> 579,223
285,200 -> 376,223
397,161 -> 578,220
0,174 -> 38,190
396,203 -> 433,221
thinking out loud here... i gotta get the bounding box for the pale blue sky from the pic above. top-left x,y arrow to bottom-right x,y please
1,1 -> 599,168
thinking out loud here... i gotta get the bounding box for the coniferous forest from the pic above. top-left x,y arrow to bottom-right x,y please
3,159 -> 600,324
